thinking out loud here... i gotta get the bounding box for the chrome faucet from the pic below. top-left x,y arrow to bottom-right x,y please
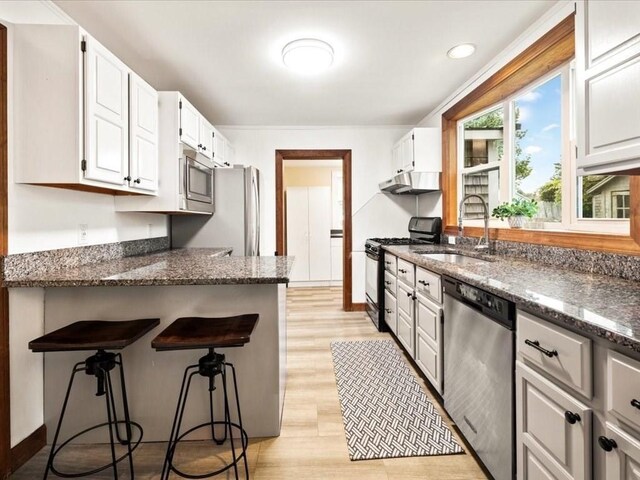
458,194 -> 490,251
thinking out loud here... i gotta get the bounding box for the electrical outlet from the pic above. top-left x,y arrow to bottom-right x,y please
448,236 -> 456,245
78,224 -> 88,245
147,223 -> 153,238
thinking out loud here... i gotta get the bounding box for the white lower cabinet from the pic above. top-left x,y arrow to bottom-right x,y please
415,294 -> 442,393
384,290 -> 397,335
397,310 -> 414,357
517,363 -> 592,480
601,422 -> 640,480
385,255 -> 442,394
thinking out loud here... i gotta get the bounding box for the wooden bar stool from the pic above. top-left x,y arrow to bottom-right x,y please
29,318 -> 160,480
151,314 -> 259,480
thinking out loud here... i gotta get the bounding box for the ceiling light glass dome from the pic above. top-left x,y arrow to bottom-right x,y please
282,38 -> 334,74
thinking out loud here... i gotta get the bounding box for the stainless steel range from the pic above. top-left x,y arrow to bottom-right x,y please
364,217 -> 441,331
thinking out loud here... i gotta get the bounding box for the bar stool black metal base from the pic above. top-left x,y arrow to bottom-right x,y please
162,349 -> 250,480
44,350 -> 142,480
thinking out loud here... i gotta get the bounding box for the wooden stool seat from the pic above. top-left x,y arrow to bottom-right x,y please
151,314 -> 259,351
29,318 -> 160,352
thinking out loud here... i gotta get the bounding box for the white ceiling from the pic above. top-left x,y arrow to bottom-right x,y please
53,0 -> 555,126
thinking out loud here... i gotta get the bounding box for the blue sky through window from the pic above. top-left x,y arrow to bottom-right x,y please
515,74 -> 562,196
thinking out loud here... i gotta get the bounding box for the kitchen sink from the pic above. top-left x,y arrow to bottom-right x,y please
418,252 -> 492,265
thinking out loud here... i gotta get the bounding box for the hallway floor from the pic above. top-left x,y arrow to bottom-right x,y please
11,287 -> 486,479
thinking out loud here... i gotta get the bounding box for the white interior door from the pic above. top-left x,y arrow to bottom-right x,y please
129,72 -> 158,191
84,35 -> 129,185
308,186 -> 332,281
286,187 -> 310,282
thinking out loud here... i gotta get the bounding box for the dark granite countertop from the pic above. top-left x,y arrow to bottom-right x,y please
384,244 -> 640,354
4,248 -> 294,287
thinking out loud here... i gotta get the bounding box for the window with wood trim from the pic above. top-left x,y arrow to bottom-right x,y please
441,13 -> 640,255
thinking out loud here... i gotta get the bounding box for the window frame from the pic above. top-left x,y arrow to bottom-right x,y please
441,13 -> 640,255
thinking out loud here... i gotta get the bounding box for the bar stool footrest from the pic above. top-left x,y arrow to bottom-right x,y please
168,421 -> 249,479
48,421 -> 143,478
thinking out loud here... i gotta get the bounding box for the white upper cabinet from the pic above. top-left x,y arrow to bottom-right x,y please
576,0 -> 640,174
179,96 -> 200,151
391,127 -> 441,175
84,36 -> 129,186
129,73 -> 158,192
13,25 -> 158,195
199,118 -> 214,159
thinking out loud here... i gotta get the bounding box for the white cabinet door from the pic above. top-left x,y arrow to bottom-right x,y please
308,187 -> 332,281
179,96 -> 199,150
601,422 -> 640,480
516,363 -> 592,480
384,290 -> 397,335
392,142 -> 402,174
224,139 -> 235,167
286,187 -> 310,282
576,0 -> 640,174
212,128 -> 225,166
397,310 -> 414,357
415,295 -> 442,393
583,0 -> 640,69
330,239 -> 343,281
400,132 -> 414,173
397,280 -> 414,320
199,118 -> 214,159
83,35 -> 129,185
129,72 -> 158,192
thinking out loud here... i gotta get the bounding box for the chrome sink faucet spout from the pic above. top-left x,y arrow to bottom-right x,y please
458,194 -> 490,251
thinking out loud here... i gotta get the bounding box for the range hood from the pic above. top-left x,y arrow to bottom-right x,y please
379,171 -> 441,194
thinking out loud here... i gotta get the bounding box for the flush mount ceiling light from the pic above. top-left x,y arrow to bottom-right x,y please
447,43 -> 476,59
282,38 -> 334,74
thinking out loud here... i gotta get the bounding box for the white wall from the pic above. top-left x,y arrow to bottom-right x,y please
220,126 -> 418,302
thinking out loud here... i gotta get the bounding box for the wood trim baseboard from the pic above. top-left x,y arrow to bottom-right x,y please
348,302 -> 366,312
10,425 -> 46,473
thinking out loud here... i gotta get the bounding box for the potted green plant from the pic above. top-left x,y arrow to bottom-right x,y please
491,198 -> 538,228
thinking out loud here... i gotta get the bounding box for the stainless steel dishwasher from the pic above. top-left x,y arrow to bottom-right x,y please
443,276 -> 516,480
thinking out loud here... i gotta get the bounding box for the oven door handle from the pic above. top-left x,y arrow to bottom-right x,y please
366,252 -> 378,261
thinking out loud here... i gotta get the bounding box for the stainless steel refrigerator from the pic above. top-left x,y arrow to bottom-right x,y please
171,166 -> 260,256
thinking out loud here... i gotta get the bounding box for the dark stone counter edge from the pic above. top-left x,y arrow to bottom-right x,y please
4,277 -> 290,288
386,247 -> 640,355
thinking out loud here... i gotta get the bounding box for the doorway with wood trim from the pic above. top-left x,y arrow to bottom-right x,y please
275,150 -> 356,311
0,22 -> 11,480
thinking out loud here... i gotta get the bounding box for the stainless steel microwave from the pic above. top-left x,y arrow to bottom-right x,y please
179,155 -> 214,214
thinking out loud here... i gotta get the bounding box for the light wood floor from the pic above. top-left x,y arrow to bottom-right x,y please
11,287 -> 487,479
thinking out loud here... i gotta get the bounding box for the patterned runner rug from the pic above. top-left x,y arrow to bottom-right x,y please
330,339 -> 463,460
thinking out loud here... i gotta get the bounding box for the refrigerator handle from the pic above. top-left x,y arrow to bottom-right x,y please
253,170 -> 260,256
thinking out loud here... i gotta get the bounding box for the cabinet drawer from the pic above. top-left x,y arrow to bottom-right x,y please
516,363 -> 592,480
397,258 -> 414,286
517,310 -> 592,398
384,254 -> 397,275
384,270 -> 397,296
416,294 -> 440,346
397,281 -> 414,320
601,422 -> 640,479
608,350 -> 640,432
416,329 -> 441,394
397,310 -> 414,357
415,266 -> 441,304
384,290 -> 397,335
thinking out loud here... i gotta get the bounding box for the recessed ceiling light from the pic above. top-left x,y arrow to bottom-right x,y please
447,43 -> 476,59
282,38 -> 334,74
